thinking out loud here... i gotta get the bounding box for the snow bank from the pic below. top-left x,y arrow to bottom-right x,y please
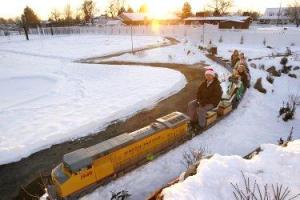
0,35 -> 186,165
162,140 -> 300,200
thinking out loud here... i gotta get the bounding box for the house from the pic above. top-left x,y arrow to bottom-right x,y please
259,8 -> 291,24
118,13 -> 149,25
185,16 -> 252,29
153,14 -> 182,25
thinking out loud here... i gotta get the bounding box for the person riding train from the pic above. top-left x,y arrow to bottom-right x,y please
187,68 -> 223,130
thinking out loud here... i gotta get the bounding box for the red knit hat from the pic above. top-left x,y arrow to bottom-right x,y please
205,68 -> 216,77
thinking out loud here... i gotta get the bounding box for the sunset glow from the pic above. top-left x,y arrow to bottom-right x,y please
0,0 -> 293,20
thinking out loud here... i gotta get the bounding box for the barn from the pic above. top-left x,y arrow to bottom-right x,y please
184,16 -> 252,29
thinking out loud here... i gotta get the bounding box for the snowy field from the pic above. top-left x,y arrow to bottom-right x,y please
0,35 -> 165,60
104,42 -> 207,65
163,139 -> 300,200
82,41 -> 300,200
0,35 -> 186,165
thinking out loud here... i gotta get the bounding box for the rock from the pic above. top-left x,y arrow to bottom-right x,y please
267,46 -> 273,49
280,57 -> 288,66
266,66 -> 276,73
293,66 -> 300,71
288,73 -> 297,79
259,64 -> 265,70
281,66 -> 291,74
250,63 -> 257,69
254,78 -> 267,94
266,75 -> 274,84
267,66 -> 281,77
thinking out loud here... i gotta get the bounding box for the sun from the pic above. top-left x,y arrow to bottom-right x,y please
145,0 -> 172,18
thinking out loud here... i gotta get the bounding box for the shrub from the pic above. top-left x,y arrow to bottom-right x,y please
231,171 -> 300,200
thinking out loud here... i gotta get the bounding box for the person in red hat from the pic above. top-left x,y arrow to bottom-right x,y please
187,67 -> 222,130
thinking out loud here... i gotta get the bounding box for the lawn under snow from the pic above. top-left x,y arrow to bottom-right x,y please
0,35 -> 165,60
104,41 -> 208,65
82,46 -> 300,200
162,140 -> 300,200
0,35 -> 186,165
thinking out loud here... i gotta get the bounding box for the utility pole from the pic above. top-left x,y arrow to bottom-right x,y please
277,1 -> 282,26
202,15 -> 205,45
130,25 -> 134,54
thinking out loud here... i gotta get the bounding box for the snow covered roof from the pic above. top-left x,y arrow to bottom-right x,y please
119,12 -> 147,21
106,20 -> 123,26
185,16 -> 250,22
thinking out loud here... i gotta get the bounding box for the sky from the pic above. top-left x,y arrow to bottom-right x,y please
0,0 -> 290,20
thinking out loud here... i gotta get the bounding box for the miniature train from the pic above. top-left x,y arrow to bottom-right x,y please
47,78 -> 244,200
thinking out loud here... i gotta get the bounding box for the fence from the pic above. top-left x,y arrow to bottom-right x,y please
1,25 -> 300,47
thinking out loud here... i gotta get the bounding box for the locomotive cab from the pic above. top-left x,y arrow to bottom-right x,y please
49,148 -> 98,199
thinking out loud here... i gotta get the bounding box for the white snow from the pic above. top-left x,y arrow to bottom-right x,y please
0,35 -> 165,60
82,43 -> 300,200
0,35 -> 186,165
162,140 -> 300,200
104,42 -> 208,65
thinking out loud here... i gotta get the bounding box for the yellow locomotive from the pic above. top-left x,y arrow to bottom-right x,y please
47,112 -> 190,199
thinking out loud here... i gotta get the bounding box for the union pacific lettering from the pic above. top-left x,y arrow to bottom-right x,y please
80,171 -> 93,180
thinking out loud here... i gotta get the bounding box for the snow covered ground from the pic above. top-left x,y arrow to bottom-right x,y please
163,140 -> 300,200
0,35 -> 186,165
0,35 -> 165,60
82,44 -> 300,200
104,41 -> 207,65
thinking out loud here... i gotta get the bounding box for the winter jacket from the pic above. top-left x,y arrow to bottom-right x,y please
238,71 -> 249,89
231,55 -> 240,68
197,78 -> 223,107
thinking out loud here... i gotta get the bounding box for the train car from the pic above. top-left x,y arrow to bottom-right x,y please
47,112 -> 190,199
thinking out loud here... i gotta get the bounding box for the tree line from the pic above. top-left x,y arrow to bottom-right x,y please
1,0 -> 299,27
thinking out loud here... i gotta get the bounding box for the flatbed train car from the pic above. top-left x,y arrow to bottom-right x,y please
47,78 -> 244,200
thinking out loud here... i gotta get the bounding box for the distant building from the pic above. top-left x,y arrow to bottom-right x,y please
184,16 -> 252,29
259,8 -> 291,24
93,15 -> 121,26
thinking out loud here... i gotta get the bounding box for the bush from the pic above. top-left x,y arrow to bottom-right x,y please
231,171 -> 300,200
181,147 -> 207,169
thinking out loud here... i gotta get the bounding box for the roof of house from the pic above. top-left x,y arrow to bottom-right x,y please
119,12 -> 147,21
185,16 -> 250,22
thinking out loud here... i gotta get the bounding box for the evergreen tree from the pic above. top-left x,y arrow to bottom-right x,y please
182,2 -> 192,19
139,3 -> 148,13
127,6 -> 134,13
22,6 -> 40,27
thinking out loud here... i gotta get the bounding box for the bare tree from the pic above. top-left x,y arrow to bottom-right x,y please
208,0 -> 233,16
49,8 -> 61,22
64,4 -> 73,23
106,0 -> 126,17
81,0 -> 96,23
287,0 -> 300,27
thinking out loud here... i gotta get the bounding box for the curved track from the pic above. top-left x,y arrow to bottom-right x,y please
0,43 -> 207,200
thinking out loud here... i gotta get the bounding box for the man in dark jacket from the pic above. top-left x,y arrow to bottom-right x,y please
187,68 -> 223,129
